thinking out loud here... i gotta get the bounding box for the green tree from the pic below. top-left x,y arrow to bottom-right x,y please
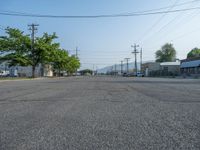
52,49 -> 70,76
66,55 -> 80,75
0,28 -> 60,77
187,48 -> 200,59
0,27 -> 81,77
155,43 -> 176,62
0,28 -> 31,66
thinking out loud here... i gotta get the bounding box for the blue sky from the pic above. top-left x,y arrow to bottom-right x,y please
1,0 -> 200,70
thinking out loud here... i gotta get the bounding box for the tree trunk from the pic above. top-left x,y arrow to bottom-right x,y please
32,66 -> 36,78
59,68 -> 61,77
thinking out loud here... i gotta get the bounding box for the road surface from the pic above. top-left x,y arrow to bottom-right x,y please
0,77 -> 200,150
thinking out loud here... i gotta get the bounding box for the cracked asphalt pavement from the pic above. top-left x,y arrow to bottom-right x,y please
0,77 -> 200,150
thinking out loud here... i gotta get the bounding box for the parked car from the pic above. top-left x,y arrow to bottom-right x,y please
123,72 -> 144,77
0,70 -> 10,77
136,72 -> 144,77
123,72 -> 135,77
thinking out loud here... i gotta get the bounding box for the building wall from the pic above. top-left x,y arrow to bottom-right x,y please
142,62 -> 180,77
17,66 -> 42,77
142,62 -> 160,76
0,62 -> 53,77
43,65 -> 53,77
180,58 -> 200,76
160,65 -> 180,73
181,67 -> 200,75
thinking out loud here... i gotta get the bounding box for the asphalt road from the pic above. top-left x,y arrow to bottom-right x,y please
0,77 -> 200,150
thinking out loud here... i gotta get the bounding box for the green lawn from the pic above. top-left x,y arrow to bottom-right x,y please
0,77 -> 34,80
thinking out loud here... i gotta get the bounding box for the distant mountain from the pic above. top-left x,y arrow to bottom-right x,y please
97,62 -> 141,74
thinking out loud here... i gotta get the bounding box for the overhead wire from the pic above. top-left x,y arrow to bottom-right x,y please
0,7 -> 200,18
147,0 -> 199,42
138,0 -> 180,43
1,0 -> 200,19
141,2 -> 200,50
157,9 -> 200,42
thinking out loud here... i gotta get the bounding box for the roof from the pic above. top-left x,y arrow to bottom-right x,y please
181,60 -> 200,68
181,57 -> 200,63
160,62 -> 180,66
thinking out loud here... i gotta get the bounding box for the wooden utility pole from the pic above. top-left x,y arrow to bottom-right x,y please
124,58 -> 130,73
131,44 -> 139,74
140,48 -> 143,72
28,24 -> 39,53
120,61 -> 123,74
28,23 -> 39,78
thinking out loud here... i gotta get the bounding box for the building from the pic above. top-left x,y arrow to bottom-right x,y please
160,61 -> 180,75
0,62 -> 53,77
0,61 -> 10,76
142,61 -> 180,77
142,62 -> 160,77
180,57 -> 200,77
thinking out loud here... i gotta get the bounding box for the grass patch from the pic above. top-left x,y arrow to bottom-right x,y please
0,77 -> 34,80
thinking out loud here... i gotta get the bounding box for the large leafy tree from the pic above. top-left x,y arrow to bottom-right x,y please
187,48 -> 200,59
52,49 -> 70,76
0,28 -> 58,77
0,28 -> 31,66
155,43 -> 176,62
66,55 -> 80,75
0,27 -> 80,77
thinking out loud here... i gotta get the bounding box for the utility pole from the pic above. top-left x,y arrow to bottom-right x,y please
93,64 -> 95,76
75,47 -> 78,58
124,58 -> 130,73
75,47 -> 79,76
28,23 -> 39,77
114,64 -> 117,76
131,44 -> 139,75
120,61 -> 123,75
140,48 -> 143,72
28,24 -> 39,53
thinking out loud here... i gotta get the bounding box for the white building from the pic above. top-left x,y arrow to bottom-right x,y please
0,62 -> 53,77
142,61 -> 180,77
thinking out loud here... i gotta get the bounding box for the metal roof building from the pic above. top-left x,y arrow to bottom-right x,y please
160,62 -> 180,66
180,58 -> 200,76
180,60 -> 200,68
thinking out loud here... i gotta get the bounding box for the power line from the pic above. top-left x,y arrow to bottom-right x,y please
153,9 -> 200,43
143,9 -> 200,49
1,7 -> 200,18
124,0 -> 200,14
138,0 -> 180,43
1,0 -> 199,19
146,0 -> 199,42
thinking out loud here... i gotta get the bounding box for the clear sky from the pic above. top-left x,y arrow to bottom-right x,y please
1,0 -> 200,70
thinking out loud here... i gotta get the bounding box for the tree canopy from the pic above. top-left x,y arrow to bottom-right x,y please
0,27 -> 80,77
155,43 -> 176,62
187,48 -> 200,59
